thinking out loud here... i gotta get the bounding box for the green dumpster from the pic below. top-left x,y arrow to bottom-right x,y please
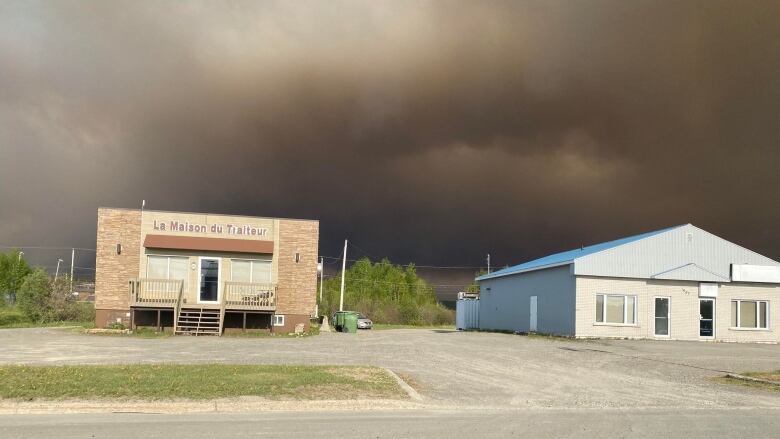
334,312 -> 346,331
343,312 -> 358,333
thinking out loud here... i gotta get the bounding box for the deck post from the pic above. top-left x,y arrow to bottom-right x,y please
157,309 -> 161,332
243,312 -> 247,332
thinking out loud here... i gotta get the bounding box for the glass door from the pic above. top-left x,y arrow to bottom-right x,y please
699,298 -> 715,338
199,257 -> 220,303
654,297 -> 669,336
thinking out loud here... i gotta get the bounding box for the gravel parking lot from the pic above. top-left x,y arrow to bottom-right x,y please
1,328 -> 779,409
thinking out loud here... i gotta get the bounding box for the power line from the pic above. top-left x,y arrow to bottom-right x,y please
347,241 -> 375,260
0,245 -> 96,252
320,255 -> 489,269
321,274 -> 472,289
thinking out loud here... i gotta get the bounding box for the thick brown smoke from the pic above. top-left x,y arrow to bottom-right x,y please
1,0 -> 779,267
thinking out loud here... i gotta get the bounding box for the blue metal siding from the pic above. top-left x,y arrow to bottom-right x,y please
478,265 -> 575,335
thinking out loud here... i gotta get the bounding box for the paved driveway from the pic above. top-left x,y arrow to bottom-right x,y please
1,328 -> 780,409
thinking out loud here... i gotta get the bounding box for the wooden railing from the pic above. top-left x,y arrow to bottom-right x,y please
129,278 -> 183,307
223,281 -> 277,310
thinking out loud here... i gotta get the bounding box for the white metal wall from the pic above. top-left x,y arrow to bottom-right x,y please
574,224 -> 780,282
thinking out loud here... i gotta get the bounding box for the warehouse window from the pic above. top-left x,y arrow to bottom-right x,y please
731,300 -> 768,329
595,294 -> 637,325
146,255 -> 189,290
231,259 -> 272,283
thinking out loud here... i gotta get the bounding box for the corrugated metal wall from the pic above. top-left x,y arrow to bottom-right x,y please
478,265 -> 576,335
574,224 -> 779,282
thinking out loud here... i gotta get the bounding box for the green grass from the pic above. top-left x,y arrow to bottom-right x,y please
714,370 -> 780,393
372,324 -> 455,331
743,370 -> 780,382
0,307 -> 94,329
0,364 -> 406,400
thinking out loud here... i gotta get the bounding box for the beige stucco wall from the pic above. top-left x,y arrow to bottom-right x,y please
140,249 -> 274,306
717,282 -> 780,342
576,276 -> 780,342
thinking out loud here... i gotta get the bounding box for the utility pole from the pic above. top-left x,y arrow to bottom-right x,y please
12,251 -> 24,304
487,253 -> 491,274
319,256 -> 324,302
55,258 -> 63,282
339,239 -> 347,311
70,248 -> 75,295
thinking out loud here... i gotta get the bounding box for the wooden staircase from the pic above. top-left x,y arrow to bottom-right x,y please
174,308 -> 224,336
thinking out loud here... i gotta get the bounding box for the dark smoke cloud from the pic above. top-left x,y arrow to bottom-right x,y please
1,0 -> 779,272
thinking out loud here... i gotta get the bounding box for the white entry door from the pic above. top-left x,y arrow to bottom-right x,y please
198,257 -> 221,304
529,296 -> 538,332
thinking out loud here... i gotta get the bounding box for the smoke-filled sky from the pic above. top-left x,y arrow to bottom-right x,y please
1,0 -> 779,272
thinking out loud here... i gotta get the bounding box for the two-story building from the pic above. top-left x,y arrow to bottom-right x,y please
94,207 -> 318,335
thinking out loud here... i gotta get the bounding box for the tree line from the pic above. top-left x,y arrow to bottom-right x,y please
319,257 -> 454,325
0,249 -> 93,323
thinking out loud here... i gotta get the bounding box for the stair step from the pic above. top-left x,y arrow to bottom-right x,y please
174,307 -> 224,337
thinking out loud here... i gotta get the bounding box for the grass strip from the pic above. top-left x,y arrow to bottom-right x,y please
0,364 -> 406,400
0,307 -> 93,329
713,370 -> 780,393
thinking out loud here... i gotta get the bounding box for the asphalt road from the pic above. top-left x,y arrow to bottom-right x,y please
3,408 -> 780,439
2,328 -> 780,437
1,328 -> 780,408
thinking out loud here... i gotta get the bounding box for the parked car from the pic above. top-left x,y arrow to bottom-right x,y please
357,313 -> 373,330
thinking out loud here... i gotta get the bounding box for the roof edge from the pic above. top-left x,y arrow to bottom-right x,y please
476,261 -> 572,281
98,206 -> 319,223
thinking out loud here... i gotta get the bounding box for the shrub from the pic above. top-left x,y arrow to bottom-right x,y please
398,299 -> 420,325
16,270 -> 93,323
70,301 -> 96,322
16,269 -> 52,322
0,307 -> 27,326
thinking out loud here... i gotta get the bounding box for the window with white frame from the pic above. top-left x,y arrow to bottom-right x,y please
273,315 -> 284,326
231,259 -> 272,283
595,294 -> 637,324
147,255 -> 189,290
731,300 -> 769,329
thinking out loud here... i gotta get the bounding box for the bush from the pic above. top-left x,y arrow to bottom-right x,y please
16,269 -> 52,322
70,301 -> 96,322
16,270 -> 94,323
0,307 -> 28,326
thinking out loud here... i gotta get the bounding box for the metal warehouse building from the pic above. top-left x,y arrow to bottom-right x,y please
476,224 -> 780,342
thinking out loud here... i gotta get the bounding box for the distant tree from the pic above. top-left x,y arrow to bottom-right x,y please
465,268 -> 489,293
320,257 -> 452,325
0,249 -> 32,304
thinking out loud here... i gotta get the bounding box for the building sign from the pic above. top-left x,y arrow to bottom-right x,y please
699,283 -> 718,298
153,220 -> 268,237
731,264 -> 780,283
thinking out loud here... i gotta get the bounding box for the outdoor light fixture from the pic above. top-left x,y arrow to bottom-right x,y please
116,243 -> 122,255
